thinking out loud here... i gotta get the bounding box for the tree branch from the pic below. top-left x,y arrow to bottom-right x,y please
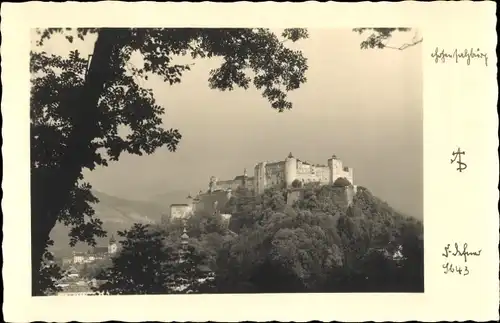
383,37 -> 423,51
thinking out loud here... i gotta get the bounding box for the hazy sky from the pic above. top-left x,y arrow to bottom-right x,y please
34,29 -> 423,219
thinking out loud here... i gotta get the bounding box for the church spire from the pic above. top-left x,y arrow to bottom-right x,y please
179,223 -> 189,263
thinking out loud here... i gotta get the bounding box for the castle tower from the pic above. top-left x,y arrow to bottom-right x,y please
284,152 -> 297,188
328,154 -> 343,185
179,225 -> 189,264
346,167 -> 354,184
254,162 -> 267,194
108,234 -> 118,255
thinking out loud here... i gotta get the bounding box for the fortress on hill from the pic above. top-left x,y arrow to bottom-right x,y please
216,152 -> 354,195
166,153 -> 355,222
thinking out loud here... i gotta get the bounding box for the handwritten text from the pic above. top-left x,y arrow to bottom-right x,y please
442,262 -> 469,276
441,243 -> 482,276
431,47 -> 489,66
442,242 -> 482,263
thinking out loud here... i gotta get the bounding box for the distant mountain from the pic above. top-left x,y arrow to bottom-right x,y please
143,189 -> 193,208
49,189 -> 189,257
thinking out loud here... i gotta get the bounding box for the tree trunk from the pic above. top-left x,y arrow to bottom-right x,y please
31,28 -> 124,295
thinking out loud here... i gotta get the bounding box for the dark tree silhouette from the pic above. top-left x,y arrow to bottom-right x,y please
95,223 -> 174,295
36,248 -> 64,296
30,27 -> 309,295
96,223 -> 214,295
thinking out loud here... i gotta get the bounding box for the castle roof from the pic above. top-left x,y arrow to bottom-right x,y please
287,152 -> 294,158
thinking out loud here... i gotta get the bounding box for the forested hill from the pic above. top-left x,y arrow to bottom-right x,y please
52,182 -> 423,293
223,183 -> 420,235
157,183 -> 424,293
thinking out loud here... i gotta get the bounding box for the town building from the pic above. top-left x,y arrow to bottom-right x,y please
71,235 -> 118,264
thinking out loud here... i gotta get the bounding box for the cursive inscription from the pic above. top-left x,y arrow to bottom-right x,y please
442,262 -> 469,276
442,243 -> 482,263
431,47 -> 489,66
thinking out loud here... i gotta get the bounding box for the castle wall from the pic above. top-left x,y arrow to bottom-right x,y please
193,190 -> 230,215
206,154 -> 353,197
266,162 -> 285,174
245,177 -> 255,190
217,176 -> 255,192
216,179 -> 236,191
268,167 -> 285,187
295,162 -> 330,185
340,167 -> 354,185
327,157 -> 354,185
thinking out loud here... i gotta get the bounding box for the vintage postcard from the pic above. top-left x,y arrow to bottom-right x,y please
1,1 -> 498,322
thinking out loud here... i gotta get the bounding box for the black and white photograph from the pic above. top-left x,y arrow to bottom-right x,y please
30,27 -> 424,296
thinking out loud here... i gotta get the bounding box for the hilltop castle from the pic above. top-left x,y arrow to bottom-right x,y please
167,153 -> 354,222
215,153 -> 354,194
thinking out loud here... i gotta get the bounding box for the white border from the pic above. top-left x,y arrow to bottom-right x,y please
2,2 -> 498,321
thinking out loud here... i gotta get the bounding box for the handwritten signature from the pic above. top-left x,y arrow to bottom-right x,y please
431,47 -> 489,66
442,242 -> 482,263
